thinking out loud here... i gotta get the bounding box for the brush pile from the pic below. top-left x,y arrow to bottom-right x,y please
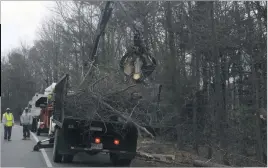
63,64 -> 160,138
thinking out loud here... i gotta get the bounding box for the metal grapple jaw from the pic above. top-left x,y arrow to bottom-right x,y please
120,46 -> 156,83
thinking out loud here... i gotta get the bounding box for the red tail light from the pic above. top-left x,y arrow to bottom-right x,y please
114,139 -> 120,145
95,137 -> 101,144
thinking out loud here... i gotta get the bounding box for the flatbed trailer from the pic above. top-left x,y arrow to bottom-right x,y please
35,74 -> 138,166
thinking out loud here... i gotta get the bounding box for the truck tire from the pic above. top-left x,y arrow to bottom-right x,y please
110,122 -> 137,166
125,122 -> 138,152
110,153 -> 132,167
62,155 -> 74,163
52,129 -> 62,163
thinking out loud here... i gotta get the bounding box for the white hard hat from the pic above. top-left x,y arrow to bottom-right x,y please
6,108 -> 10,111
25,107 -> 28,110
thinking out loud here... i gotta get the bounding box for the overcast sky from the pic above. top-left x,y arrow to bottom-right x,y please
1,1 -> 55,56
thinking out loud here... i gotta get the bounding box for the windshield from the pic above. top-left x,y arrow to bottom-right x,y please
35,97 -> 48,107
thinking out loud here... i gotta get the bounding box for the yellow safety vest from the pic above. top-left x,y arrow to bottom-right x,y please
48,94 -> 52,101
4,112 -> 13,127
48,88 -> 55,101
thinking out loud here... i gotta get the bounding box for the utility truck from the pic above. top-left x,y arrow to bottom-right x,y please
34,74 -> 138,166
27,83 -> 56,135
37,83 -> 56,136
27,93 -> 47,132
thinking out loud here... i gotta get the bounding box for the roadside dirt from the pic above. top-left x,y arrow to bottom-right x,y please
136,138 -> 267,167
136,138 -> 194,166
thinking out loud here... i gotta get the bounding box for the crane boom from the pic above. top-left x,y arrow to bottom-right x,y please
89,1 -> 114,63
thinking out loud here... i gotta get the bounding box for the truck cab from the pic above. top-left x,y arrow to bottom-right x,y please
28,93 -> 48,132
36,83 -> 56,136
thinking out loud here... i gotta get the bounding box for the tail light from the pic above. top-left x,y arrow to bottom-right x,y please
95,137 -> 101,144
114,139 -> 120,145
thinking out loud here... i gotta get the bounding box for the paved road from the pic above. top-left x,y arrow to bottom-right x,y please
1,124 -> 176,167
1,125 -> 47,168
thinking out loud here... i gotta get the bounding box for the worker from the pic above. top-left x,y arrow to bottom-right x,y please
48,93 -> 52,101
2,108 -> 14,141
20,107 -> 33,140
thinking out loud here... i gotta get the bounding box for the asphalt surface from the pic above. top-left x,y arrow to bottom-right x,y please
1,124 -> 174,167
1,124 -> 47,168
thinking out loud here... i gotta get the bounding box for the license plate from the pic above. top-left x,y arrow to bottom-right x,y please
91,143 -> 103,149
90,127 -> 103,131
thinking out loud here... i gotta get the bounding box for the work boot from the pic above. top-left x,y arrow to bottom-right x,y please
8,139 -> 11,141
22,137 -> 26,140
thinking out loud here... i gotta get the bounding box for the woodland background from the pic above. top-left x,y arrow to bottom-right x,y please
1,1 -> 267,166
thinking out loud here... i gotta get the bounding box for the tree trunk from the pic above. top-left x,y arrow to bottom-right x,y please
192,51 -> 201,154
166,1 -> 177,102
101,33 -> 106,64
210,2 -> 228,164
165,1 -> 182,149
245,2 -> 264,162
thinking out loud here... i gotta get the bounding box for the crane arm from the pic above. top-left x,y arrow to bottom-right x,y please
88,1 -> 114,63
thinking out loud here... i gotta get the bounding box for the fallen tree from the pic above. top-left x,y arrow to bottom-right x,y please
64,65 -> 159,139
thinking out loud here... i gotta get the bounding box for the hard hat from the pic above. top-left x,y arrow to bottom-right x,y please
6,108 -> 10,111
25,107 -> 29,110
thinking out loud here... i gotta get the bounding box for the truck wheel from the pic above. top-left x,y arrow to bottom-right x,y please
110,153 -> 132,167
62,155 -> 74,163
125,122 -> 138,152
52,129 -> 62,163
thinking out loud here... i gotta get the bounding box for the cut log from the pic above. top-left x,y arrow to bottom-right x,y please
193,160 -> 231,167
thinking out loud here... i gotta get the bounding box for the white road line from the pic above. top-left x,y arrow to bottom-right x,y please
30,132 -> 53,168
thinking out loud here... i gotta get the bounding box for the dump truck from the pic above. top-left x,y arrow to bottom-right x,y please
32,2 -> 153,165
45,74 -> 138,166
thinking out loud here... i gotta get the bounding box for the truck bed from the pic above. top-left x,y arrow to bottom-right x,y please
51,74 -> 138,166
